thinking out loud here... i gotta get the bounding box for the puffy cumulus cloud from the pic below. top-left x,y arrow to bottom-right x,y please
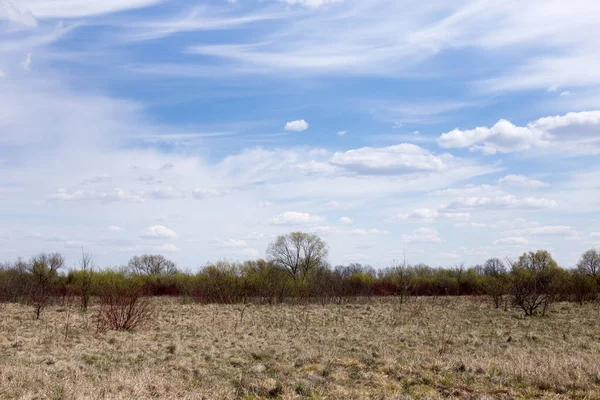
157,243 -> 180,253
444,195 -> 557,211
325,200 -> 340,208
330,144 -> 448,175
394,208 -> 470,223
284,120 -> 309,132
531,111 -> 600,139
517,225 -> 577,236
140,225 -> 177,239
284,0 -> 343,8
339,216 -> 352,224
49,188 -> 144,203
192,188 -> 221,199
493,237 -> 529,246
438,111 -> 600,155
497,174 -> 548,189
401,228 -> 441,243
271,211 -> 324,225
108,225 -> 122,232
438,119 -> 541,154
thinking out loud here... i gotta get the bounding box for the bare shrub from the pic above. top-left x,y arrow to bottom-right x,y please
27,253 -> 64,319
95,288 -> 152,332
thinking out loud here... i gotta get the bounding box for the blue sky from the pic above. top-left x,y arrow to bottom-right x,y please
1,0 -> 600,270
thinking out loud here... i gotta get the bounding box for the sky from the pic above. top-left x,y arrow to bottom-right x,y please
1,0 -> 600,270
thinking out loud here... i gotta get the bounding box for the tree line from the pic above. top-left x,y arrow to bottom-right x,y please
1,232 -> 599,318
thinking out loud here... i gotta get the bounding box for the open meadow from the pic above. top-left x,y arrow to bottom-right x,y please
1,297 -> 600,399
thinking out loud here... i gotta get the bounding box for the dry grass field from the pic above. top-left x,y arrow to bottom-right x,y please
1,297 -> 600,399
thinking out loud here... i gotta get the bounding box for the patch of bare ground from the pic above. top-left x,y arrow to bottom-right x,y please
1,297 -> 600,399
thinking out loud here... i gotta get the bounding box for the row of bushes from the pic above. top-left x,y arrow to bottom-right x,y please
2,250 -> 600,315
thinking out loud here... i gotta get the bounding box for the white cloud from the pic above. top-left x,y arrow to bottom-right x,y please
50,188 -> 144,202
494,237 -> 529,246
497,175 -> 548,189
339,216 -> 352,224
257,201 -> 274,208
284,119 -> 309,132
0,1 -> 37,26
10,0 -> 163,18
295,160 -> 338,175
438,119 -> 541,154
591,232 -> 600,239
157,243 -> 180,253
192,188 -> 221,199
444,195 -> 557,211
141,225 -> 177,239
518,226 -> 577,236
271,211 -> 324,225
337,130 -> 347,136
402,228 -> 441,244
108,225 -> 122,232
0,69 -> 5,78
325,200 -> 340,208
560,91 -> 573,97
284,0 -> 343,8
21,53 -> 32,72
330,144 -> 446,175
438,111 -> 600,155
395,208 -> 470,223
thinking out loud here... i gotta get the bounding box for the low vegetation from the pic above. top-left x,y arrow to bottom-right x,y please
1,297 -> 600,399
1,232 -> 600,398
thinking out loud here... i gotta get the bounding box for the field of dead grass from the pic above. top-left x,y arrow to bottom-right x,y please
1,297 -> 600,399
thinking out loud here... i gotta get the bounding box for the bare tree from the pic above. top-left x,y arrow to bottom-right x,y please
484,258 -> 507,276
267,232 -> 328,282
482,258 -> 510,308
577,249 -> 600,285
127,254 -> 178,276
27,253 -> 64,319
80,250 -> 94,311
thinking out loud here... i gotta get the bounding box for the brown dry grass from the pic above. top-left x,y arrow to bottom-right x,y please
1,297 -> 600,399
